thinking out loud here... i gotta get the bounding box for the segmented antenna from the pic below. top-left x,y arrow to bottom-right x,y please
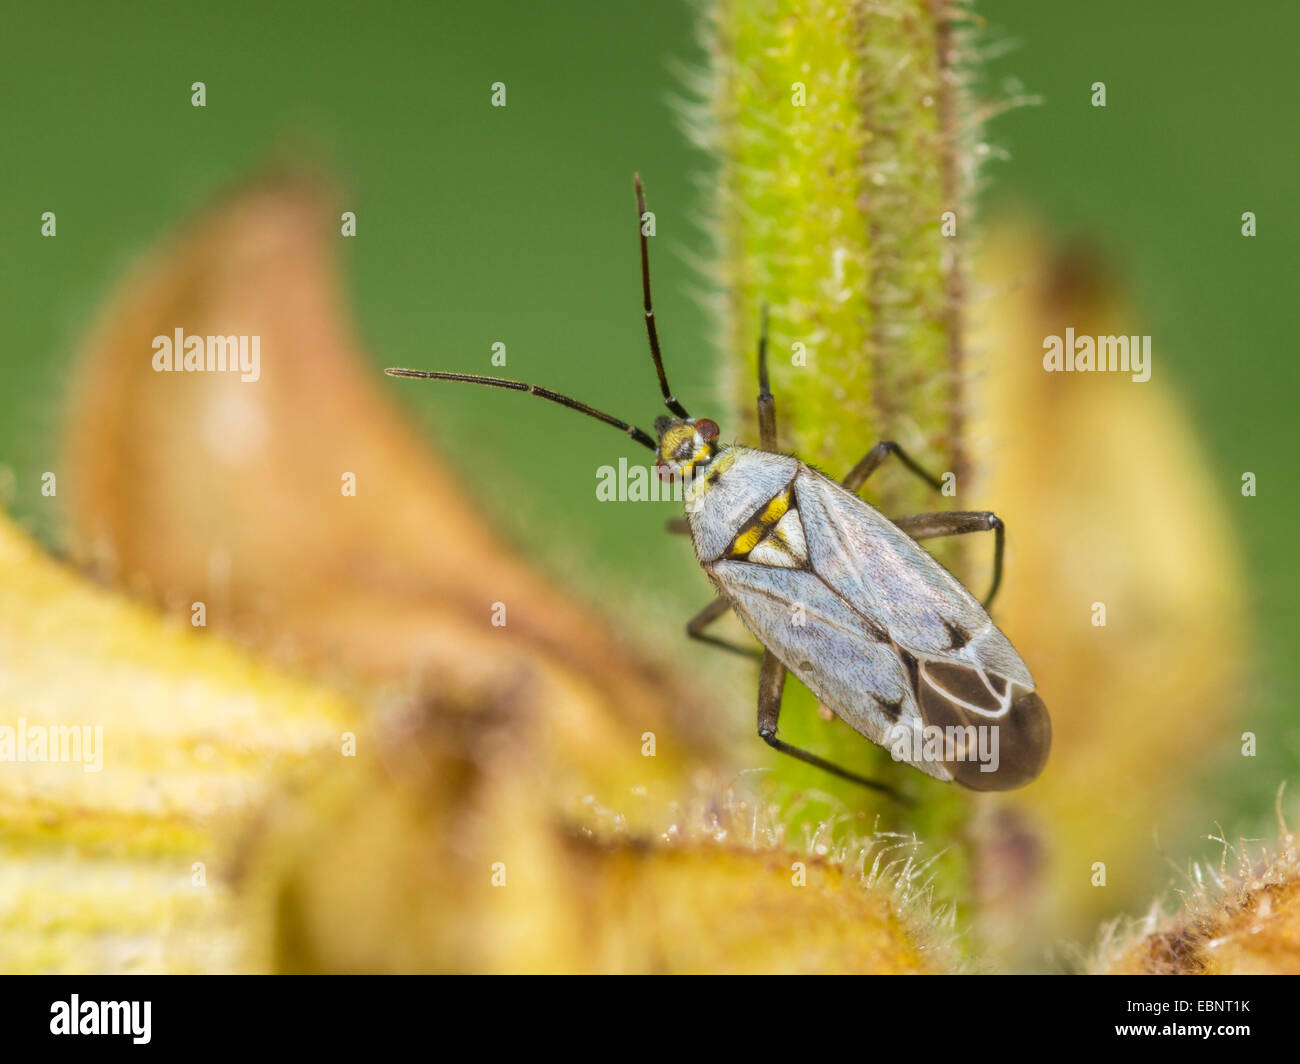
634,174 -> 690,420
383,174 -> 697,453
757,303 -> 771,396
383,369 -> 656,450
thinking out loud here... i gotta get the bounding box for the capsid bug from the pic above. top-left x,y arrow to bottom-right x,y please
387,176 -> 1051,801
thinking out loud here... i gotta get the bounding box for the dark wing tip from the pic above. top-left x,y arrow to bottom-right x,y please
949,689 -> 1052,792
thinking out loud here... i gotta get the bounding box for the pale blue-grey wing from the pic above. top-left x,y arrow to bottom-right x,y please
791,466 -> 1050,788
707,559 -> 950,782
793,467 -> 1032,690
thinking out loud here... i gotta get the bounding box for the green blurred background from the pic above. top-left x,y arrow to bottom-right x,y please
0,0 -> 1294,832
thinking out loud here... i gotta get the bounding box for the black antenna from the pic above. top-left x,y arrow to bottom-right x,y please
756,303 -> 777,450
383,369 -> 657,450
757,303 -> 771,395
634,174 -> 690,420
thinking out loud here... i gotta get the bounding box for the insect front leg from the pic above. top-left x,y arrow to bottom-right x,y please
685,596 -> 761,659
756,650 -> 913,804
889,510 -> 1006,608
841,441 -> 944,495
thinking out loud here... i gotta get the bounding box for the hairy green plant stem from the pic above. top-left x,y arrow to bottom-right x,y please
705,0 -> 978,914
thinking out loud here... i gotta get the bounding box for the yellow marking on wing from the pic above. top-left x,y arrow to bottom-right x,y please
759,490 -> 790,526
726,486 -> 794,558
729,523 -> 766,557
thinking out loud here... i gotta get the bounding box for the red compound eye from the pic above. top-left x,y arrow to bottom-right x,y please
695,418 -> 720,440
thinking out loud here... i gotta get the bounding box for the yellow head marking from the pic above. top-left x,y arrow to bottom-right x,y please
657,425 -> 697,465
657,419 -> 724,486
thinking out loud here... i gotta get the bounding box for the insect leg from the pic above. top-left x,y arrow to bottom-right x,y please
889,510 -> 1005,608
665,517 -> 690,534
686,596 -> 760,659
755,304 -> 777,451
757,650 -> 913,804
841,441 -> 944,495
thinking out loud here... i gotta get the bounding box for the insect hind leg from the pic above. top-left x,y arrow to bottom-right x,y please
757,651 -> 913,805
889,510 -> 1005,608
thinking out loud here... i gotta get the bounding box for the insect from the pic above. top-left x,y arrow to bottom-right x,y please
387,176 -> 1051,800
